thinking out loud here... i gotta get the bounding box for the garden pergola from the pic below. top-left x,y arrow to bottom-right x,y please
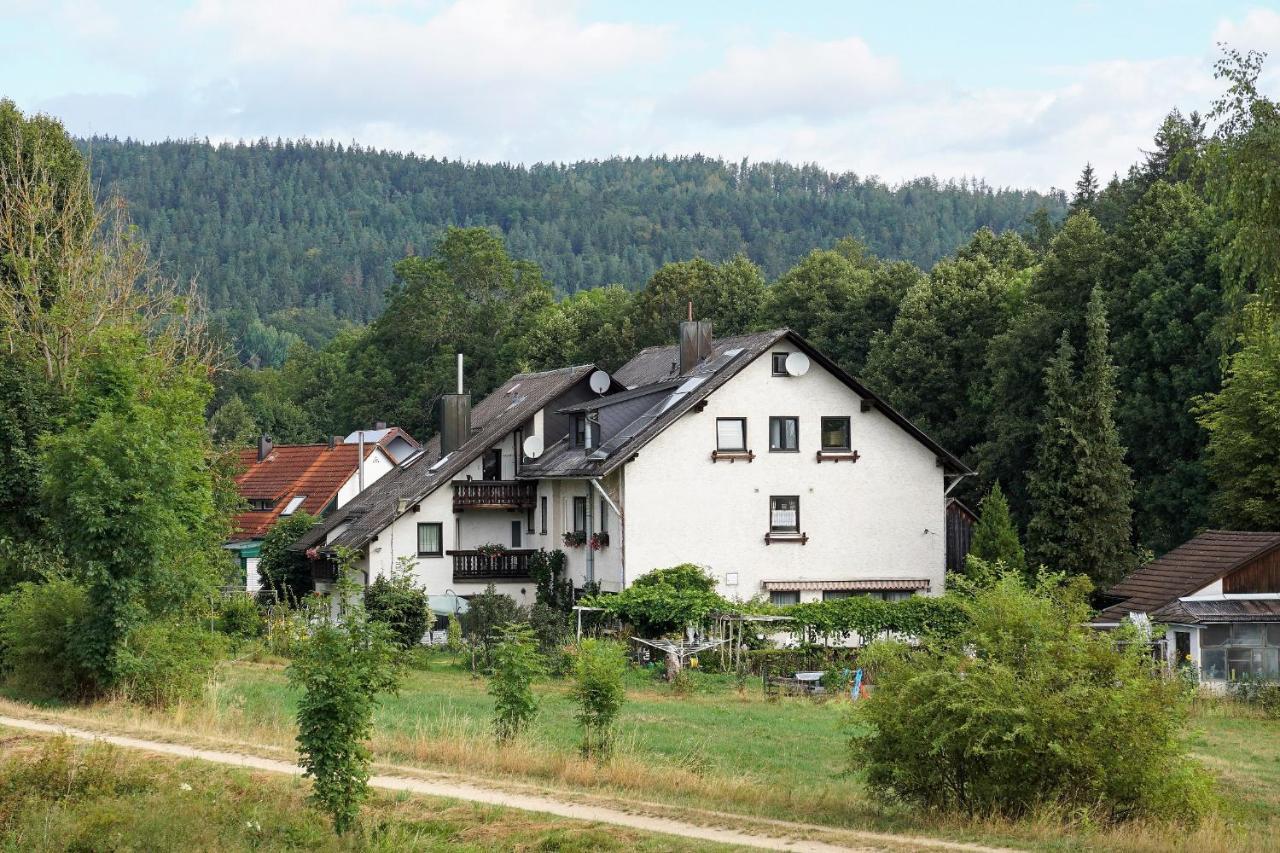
709,612 -> 795,673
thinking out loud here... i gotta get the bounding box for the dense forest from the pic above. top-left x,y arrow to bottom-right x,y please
81,138 -> 1063,365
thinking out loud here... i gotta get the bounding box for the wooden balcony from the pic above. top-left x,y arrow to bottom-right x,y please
452,479 -> 538,511
449,549 -> 535,582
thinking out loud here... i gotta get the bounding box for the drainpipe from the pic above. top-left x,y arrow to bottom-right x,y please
358,428 -> 366,492
584,483 -> 594,586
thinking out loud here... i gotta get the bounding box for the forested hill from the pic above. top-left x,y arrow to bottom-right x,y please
81,137 -> 1064,350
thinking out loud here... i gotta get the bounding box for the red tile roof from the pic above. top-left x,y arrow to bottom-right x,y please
231,443 -> 378,540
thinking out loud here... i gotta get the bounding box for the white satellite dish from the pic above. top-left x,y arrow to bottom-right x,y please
784,352 -> 811,377
588,369 -> 611,395
522,434 -> 544,459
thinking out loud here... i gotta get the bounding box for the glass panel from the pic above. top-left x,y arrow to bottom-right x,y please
511,520 -> 522,548
821,417 -> 850,450
1268,624 -> 1280,647
770,590 -> 799,605
573,497 -> 586,533
772,352 -> 788,375
1233,624 -> 1264,646
1201,649 -> 1227,680
823,590 -> 853,601
770,417 -> 798,450
1201,624 -> 1230,647
1262,648 -> 1280,680
1227,648 -> 1255,681
716,419 -> 746,451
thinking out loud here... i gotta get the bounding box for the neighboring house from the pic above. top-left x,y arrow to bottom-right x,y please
1094,530 -> 1280,685
294,322 -> 972,608
227,431 -> 414,591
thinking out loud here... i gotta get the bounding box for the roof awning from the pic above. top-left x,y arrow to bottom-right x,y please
762,578 -> 931,592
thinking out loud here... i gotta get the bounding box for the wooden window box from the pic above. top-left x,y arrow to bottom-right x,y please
764,532 -> 809,545
816,450 -> 860,463
711,449 -> 755,463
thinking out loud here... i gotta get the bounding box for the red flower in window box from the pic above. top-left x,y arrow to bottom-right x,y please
562,531 -> 587,548
589,531 -> 610,550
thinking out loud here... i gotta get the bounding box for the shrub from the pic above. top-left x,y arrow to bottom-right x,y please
115,619 -> 223,708
461,584 -> 524,661
217,593 -> 265,640
529,548 -> 572,610
848,571 -> 1213,823
572,639 -> 627,758
0,578 -> 98,700
364,559 -> 430,648
256,512 -> 318,603
446,613 -> 463,652
289,603 -> 403,834
588,564 -> 727,637
1227,679 -> 1280,719
528,601 -> 572,651
488,623 -> 545,741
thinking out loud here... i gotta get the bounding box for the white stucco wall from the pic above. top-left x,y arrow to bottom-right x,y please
621,347 -> 947,601
336,447 -> 396,508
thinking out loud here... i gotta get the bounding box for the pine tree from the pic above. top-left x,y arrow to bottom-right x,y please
968,481 -> 1026,575
1073,289 -> 1135,586
1070,163 -> 1099,215
1026,334 -> 1079,574
1026,292 -> 1135,587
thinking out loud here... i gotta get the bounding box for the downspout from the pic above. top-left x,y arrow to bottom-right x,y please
357,429 -> 366,492
944,471 -> 970,496
584,483 -> 594,586
590,477 -> 622,588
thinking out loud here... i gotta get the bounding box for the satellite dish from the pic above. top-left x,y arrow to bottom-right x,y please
588,369 -> 611,395
784,352 -> 811,377
522,435 -> 544,459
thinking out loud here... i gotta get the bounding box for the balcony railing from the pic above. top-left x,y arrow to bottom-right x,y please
452,479 -> 538,511
449,549 -> 535,582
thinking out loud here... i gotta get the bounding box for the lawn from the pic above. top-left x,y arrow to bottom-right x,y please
2,655 -> 1277,852
0,730 -> 735,852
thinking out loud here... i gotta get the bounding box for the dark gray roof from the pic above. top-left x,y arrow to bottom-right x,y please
523,328 -> 972,479
1151,598 -> 1280,624
293,364 -> 596,553
557,380 -> 681,414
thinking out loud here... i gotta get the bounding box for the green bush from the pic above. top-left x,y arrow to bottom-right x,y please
364,561 -> 430,648
848,571 -> 1213,823
446,613 -> 463,652
588,564 -> 727,637
256,512 -> 318,603
1227,679 -> 1280,719
488,623 -> 545,741
216,594 -> 265,640
0,578 -> 98,700
572,639 -> 627,759
529,548 -> 573,610
115,620 -> 223,708
461,584 -> 524,663
289,602 -> 403,835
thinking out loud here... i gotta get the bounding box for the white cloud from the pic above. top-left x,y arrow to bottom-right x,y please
673,34 -> 903,124
1213,8 -> 1280,53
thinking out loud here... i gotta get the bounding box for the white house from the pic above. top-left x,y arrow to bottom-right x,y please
293,323 -> 972,608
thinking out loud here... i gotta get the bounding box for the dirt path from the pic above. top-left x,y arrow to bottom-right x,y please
0,713 -> 1012,853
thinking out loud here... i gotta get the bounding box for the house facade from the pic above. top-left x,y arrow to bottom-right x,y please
294,324 -> 971,609
1094,530 -> 1280,685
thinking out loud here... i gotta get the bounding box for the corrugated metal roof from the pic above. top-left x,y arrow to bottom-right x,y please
1095,530 -> 1280,622
1152,598 -> 1280,623
763,579 -> 932,591
293,364 -> 596,553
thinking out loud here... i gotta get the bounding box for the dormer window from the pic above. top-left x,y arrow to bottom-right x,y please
573,414 -> 586,448
248,498 -> 275,512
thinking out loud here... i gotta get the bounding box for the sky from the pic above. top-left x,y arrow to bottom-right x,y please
4,1 -> 1280,190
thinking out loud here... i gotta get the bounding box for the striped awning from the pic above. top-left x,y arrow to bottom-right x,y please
762,579 -> 931,592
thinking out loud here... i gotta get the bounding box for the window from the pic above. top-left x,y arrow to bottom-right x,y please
540,496 -> 548,535
599,498 -> 608,533
770,590 -> 799,606
526,508 -> 535,535
511,520 -> 522,548
823,590 -> 853,601
769,495 -> 800,533
417,522 -> 443,557
573,415 -> 587,448
573,496 -> 587,534
771,352 -> 789,375
482,448 -> 502,481
769,416 -> 799,451
280,495 -> 307,516
716,417 -> 747,451
820,417 -> 851,451
1199,623 -> 1280,681
248,498 -> 275,512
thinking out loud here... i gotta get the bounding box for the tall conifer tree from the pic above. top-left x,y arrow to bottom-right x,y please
969,481 -> 1026,575
1026,334 -> 1079,574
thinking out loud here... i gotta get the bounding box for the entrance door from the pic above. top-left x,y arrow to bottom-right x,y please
482,449 -> 502,480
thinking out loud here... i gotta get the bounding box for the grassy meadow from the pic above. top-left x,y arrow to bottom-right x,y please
2,654 -> 1277,851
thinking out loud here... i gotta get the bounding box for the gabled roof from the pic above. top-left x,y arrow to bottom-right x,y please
232,443 -> 382,540
522,328 -> 971,479
343,427 -> 421,462
1095,530 -> 1280,623
293,364 -> 597,554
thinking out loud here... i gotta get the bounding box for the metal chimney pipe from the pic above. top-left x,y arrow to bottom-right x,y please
457,353 -> 464,394
357,428 -> 366,492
